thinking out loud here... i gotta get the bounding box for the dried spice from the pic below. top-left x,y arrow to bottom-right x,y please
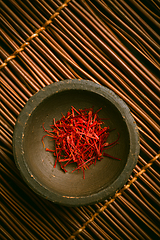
42,107 -> 120,178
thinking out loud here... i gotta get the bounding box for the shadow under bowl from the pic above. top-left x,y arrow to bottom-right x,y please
13,79 -> 139,206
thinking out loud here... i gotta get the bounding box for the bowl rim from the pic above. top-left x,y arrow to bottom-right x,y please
13,79 -> 140,206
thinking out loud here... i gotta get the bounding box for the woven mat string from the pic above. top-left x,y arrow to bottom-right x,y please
0,0 -> 71,70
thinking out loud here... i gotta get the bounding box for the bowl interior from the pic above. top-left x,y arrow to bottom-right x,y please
23,89 -> 130,197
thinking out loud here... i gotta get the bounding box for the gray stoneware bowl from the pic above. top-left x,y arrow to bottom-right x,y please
13,79 -> 140,206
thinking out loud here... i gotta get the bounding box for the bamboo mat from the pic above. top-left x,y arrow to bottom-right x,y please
1,0 -> 159,239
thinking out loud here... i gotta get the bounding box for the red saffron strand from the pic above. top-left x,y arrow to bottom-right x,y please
103,153 -> 121,160
42,106 -> 120,179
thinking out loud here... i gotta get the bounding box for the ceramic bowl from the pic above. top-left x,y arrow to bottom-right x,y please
13,79 -> 139,206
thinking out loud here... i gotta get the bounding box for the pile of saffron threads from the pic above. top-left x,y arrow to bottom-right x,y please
42,106 -> 120,179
